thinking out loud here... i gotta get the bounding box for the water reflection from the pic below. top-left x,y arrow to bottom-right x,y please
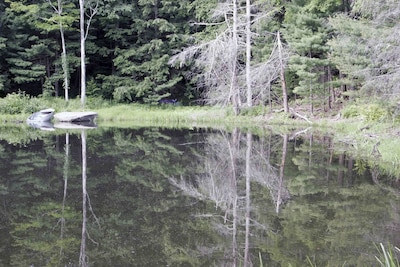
80,130 -> 88,266
0,126 -> 399,266
27,120 -> 98,130
170,129 -> 292,266
26,120 -> 55,131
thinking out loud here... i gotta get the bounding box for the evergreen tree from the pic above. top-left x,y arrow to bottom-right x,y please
329,0 -> 400,100
36,0 -> 78,99
105,0 -> 192,104
283,0 -> 342,114
4,0 -> 57,96
0,0 -> 9,94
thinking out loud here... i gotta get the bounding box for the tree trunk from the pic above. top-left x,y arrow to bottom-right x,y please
277,32 -> 289,113
245,0 -> 252,107
80,0 -> 86,107
60,24 -> 69,101
230,0 -> 240,115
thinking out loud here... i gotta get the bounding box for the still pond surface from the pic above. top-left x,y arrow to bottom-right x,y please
0,125 -> 399,266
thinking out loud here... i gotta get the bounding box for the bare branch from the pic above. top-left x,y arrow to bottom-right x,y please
84,0 -> 99,40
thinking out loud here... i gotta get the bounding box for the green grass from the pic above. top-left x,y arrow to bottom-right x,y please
375,243 -> 400,267
95,104 -> 277,130
97,104 -> 225,123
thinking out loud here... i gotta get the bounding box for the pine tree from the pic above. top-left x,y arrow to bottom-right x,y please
329,0 -> 400,100
283,0 -> 342,114
0,0 -> 9,93
36,0 -> 78,100
3,0 -> 63,96
108,0 -> 192,104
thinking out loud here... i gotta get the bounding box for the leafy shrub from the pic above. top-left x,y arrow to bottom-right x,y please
86,97 -> 112,109
0,92 -> 30,114
240,105 -> 267,116
0,92 -> 112,117
342,103 -> 387,122
342,104 -> 360,118
363,104 -> 387,122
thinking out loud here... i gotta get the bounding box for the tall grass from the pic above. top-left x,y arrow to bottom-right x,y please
95,104 -> 271,130
375,243 -> 400,267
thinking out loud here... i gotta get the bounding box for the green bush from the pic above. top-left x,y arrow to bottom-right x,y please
0,92 -> 30,114
342,104 -> 360,118
0,93 -> 111,115
364,104 -> 387,122
240,105 -> 267,116
342,103 -> 387,122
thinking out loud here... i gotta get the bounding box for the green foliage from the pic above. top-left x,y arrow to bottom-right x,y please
0,93 -> 109,115
341,104 -> 359,118
0,0 -> 398,115
342,103 -> 387,122
240,105 -> 268,116
0,92 -> 30,114
283,1 -> 335,110
101,0 -> 193,103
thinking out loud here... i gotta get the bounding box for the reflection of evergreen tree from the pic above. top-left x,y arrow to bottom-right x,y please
0,135 -> 81,265
269,133 -> 400,266
76,127 -> 221,266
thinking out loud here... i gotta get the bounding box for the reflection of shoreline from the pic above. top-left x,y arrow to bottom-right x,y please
26,120 -> 55,131
54,121 -> 97,130
27,121 -> 98,130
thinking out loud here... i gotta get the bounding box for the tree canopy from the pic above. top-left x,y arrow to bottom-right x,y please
0,0 -> 398,112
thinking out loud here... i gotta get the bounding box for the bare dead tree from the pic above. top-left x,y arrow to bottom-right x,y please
79,0 -> 98,107
245,0 -> 252,108
251,33 -> 290,109
170,0 -> 283,114
277,31 -> 289,113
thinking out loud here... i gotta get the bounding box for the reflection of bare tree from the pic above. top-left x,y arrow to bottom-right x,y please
251,134 -> 290,214
79,130 -> 100,267
244,132 -> 251,266
170,129 -> 290,265
276,134 -> 288,214
59,133 -> 70,259
80,130 -> 88,266
170,129 -> 241,265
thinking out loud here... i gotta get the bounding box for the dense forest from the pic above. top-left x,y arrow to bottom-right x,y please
0,0 -> 399,114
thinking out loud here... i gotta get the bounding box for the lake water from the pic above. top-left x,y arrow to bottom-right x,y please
0,125 -> 399,266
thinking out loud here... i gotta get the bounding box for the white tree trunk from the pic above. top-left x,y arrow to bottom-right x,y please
277,31 -> 289,113
230,0 -> 240,115
49,0 -> 69,101
79,0 -> 86,107
60,24 -> 69,101
245,0 -> 252,107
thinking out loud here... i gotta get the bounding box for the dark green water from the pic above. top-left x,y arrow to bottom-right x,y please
0,126 -> 399,266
